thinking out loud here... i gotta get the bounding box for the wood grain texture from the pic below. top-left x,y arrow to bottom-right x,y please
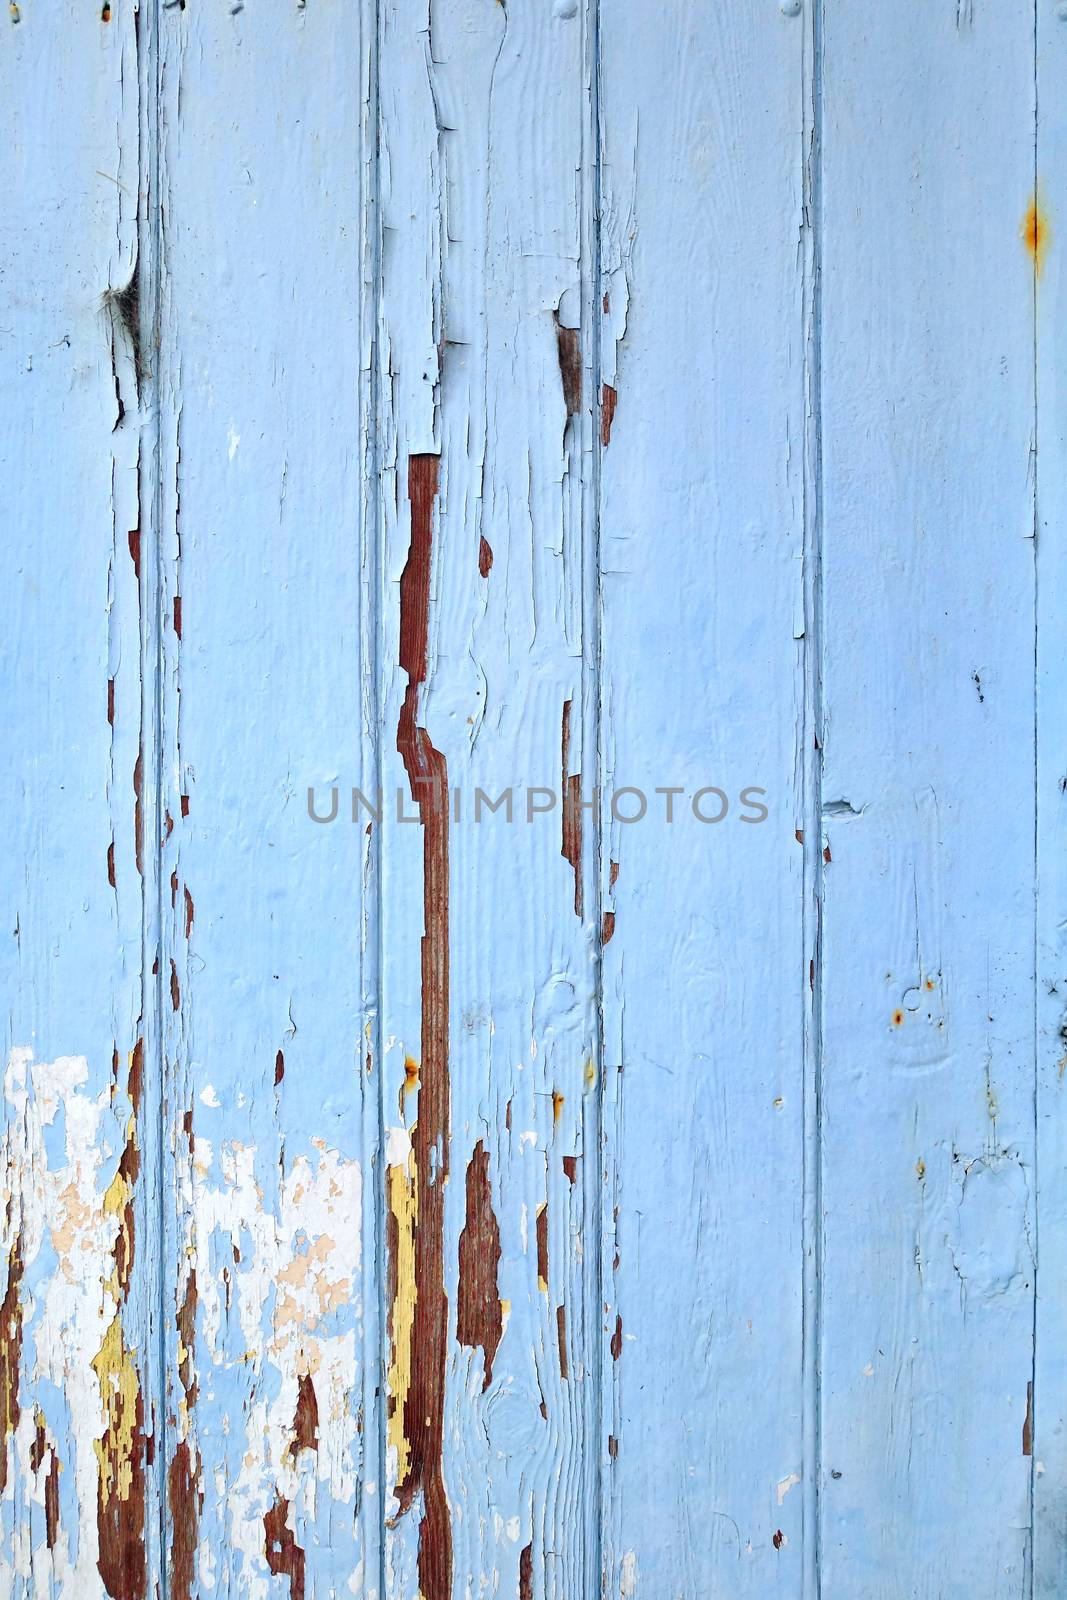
817,4 -> 1037,1593
2,0 -> 1062,1595
597,4 -> 810,1594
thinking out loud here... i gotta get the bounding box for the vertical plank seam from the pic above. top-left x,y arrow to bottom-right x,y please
137,0 -> 169,1581
367,0 -> 387,1593
1028,0 -> 1039,1591
802,1 -> 826,1595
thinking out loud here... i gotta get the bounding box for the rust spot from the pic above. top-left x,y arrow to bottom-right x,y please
183,886 -> 194,939
556,1304 -> 569,1380
1023,1380 -> 1033,1456
170,870 -> 178,908
609,859 -> 619,890
264,1495 -> 306,1600
601,384 -> 617,446
536,1202 -> 549,1291
601,911 -> 616,945
0,1235 -> 24,1496
562,1155 -> 577,1185
823,843 -> 832,865
555,317 -> 582,415
796,829 -> 804,844
519,1542 -> 533,1600
602,291 -> 610,314
773,1529 -> 784,1551
457,1141 -> 503,1389
170,960 -> 180,1012
561,701 -> 583,917
101,1 -> 111,18
108,676 -> 116,725
395,454 -> 452,1600
108,840 -> 117,889
180,794 -> 190,818
478,536 -> 494,578
610,1314 -> 623,1362
275,1050 -> 285,1086
607,1434 -> 618,1460
552,1090 -> 565,1127
892,1010 -> 904,1027
288,1373 -> 319,1458
1024,197 -> 1049,274
128,527 -> 141,579
173,595 -> 182,639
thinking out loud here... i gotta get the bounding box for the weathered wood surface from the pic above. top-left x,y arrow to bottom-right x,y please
0,0 -> 1059,1596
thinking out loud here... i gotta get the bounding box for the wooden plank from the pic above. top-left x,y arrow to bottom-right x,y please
0,0 -> 164,1594
817,6 -> 1037,1592
375,2 -> 597,1597
1036,10 -> 1066,1596
153,2 -> 380,1595
596,3 -> 811,1594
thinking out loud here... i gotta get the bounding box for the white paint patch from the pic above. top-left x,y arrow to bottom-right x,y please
620,1550 -> 638,1597
777,1472 -> 801,1505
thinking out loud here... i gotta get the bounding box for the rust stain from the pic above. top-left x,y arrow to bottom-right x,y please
519,1542 -> 533,1600
556,1304 -> 569,1380
535,1202 -> 549,1293
601,911 -> 616,945
561,701 -> 583,917
288,1373 -> 319,1458
610,1313 -> 623,1361
173,595 -> 183,639
562,1155 -> 577,1185
1023,196 -> 1049,275
183,886 -> 194,938
601,384 -> 617,446
108,840 -> 117,889
180,794 -> 190,818
1023,1379 -> 1033,1457
395,453 -> 452,1600
479,536 -> 494,578
128,527 -> 141,579
275,1049 -> 285,1086
456,1140 -> 503,1390
0,1233 -> 24,1496
552,1089 -> 565,1127
773,1529 -> 784,1551
108,676 -> 116,725
169,1266 -> 201,1600
170,960 -> 181,1012
32,1410 -> 61,1549
264,1495 -> 306,1600
607,1434 -> 618,1460
555,316 -> 582,416
92,1317 -> 147,1600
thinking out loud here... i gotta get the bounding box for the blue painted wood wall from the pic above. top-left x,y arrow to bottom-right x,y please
1,0 -> 1062,1594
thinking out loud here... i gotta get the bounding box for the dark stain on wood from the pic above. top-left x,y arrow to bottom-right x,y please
561,700 -> 583,918
395,454 -> 452,1600
611,1313 -> 623,1361
133,752 -> 143,878
0,1234 -> 24,1495
556,1304 -> 569,1381
169,1267 -> 201,1600
1023,1379 -> 1033,1456
562,1155 -> 577,1185
536,1202 -> 549,1291
275,1049 -> 285,1086
128,527 -> 141,579
457,1140 -> 503,1390
479,536 -> 494,578
173,595 -> 182,639
519,1541 -> 533,1600
264,1495 -> 306,1600
601,383 -> 617,446
602,910 -> 616,944
555,316 -> 582,415
288,1373 -> 319,1459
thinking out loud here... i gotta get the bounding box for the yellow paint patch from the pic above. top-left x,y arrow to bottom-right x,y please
386,1149 -> 417,1486
91,1313 -> 141,1502
1024,196 -> 1050,275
